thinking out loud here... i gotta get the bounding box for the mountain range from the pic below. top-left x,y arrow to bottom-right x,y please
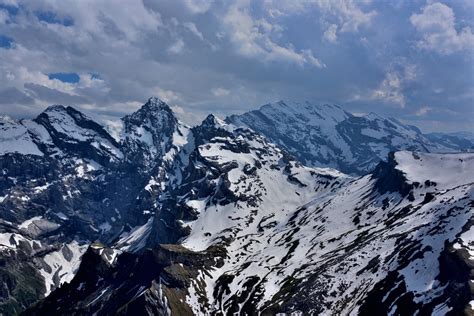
227,100 -> 474,175
0,98 -> 472,315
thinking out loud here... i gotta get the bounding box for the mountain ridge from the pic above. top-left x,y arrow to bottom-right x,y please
0,98 -> 472,315
226,100 -> 474,174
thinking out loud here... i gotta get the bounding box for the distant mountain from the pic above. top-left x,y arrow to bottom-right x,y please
226,100 -> 474,175
426,131 -> 474,152
1,98 -> 473,315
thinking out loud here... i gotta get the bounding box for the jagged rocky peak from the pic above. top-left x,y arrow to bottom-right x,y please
142,96 -> 173,112
2,98 -> 474,315
191,114 -> 232,146
120,97 -> 191,169
122,98 -> 177,144
124,97 -> 175,122
200,113 -> 225,128
37,104 -> 88,126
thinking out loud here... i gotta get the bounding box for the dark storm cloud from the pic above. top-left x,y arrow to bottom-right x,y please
0,0 -> 472,132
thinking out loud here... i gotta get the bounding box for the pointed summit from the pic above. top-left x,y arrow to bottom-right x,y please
43,104 -> 68,113
123,98 -> 176,126
140,97 -> 172,113
38,104 -> 95,125
121,97 -> 186,169
201,114 -> 226,128
124,97 -> 176,124
32,103 -> 122,162
193,114 -> 231,146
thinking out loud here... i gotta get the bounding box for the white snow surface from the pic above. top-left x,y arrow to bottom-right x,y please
39,241 -> 89,296
0,117 -> 43,156
227,100 -> 466,174
182,149 -> 474,314
395,151 -> 474,189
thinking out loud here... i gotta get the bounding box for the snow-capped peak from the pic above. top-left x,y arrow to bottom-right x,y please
120,98 -> 191,170
43,104 -> 68,113
200,114 -> 227,129
141,97 -> 173,113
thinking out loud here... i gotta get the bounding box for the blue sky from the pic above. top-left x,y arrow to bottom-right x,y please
0,0 -> 472,132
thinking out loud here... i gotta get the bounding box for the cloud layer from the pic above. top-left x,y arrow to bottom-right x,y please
0,0 -> 472,132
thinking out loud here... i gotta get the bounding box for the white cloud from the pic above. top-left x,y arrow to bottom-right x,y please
316,0 -> 376,33
152,87 -> 181,103
371,63 -> 417,108
31,0 -> 163,41
323,24 -> 338,43
212,87 -> 230,97
263,0 -> 376,33
410,2 -> 474,55
414,106 -> 432,116
183,22 -> 204,40
301,49 -> 325,68
222,1 -> 324,67
167,38 -> 185,54
183,0 -> 213,14
0,0 -> 472,133
372,71 -> 406,107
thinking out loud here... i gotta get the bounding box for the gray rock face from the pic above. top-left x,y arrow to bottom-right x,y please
0,97 -> 191,313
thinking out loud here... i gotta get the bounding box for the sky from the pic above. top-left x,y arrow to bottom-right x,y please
0,0 -> 473,132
